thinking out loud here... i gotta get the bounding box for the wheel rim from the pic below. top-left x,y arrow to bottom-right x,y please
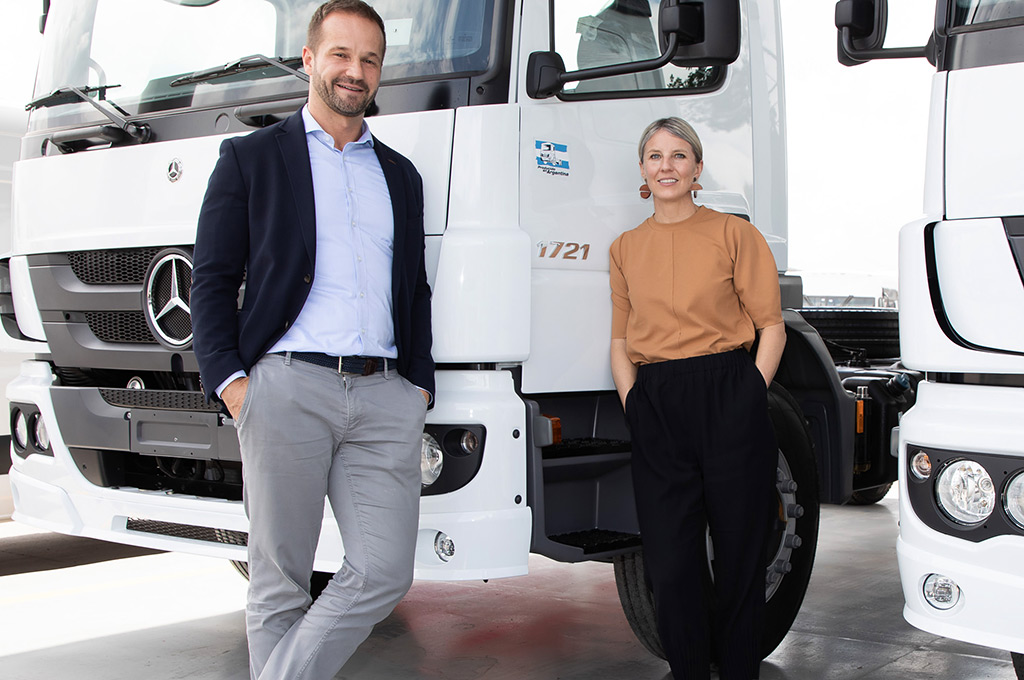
704,450 -> 801,602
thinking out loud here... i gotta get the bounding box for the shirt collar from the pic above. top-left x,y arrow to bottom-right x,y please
301,104 -> 374,149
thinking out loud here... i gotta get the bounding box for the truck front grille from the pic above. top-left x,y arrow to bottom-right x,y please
100,388 -> 219,412
126,518 -> 248,546
85,311 -> 156,344
68,248 -> 162,284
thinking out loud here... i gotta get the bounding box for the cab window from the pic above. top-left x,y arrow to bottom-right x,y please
552,0 -> 721,95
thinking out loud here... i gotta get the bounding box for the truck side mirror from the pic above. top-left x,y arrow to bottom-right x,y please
527,0 -> 741,99
659,0 -> 740,67
835,0 -> 888,65
835,0 -> 928,65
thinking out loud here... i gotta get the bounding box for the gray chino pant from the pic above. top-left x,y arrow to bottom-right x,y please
236,353 -> 426,680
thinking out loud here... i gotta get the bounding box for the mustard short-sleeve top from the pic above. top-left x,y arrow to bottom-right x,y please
609,206 -> 783,366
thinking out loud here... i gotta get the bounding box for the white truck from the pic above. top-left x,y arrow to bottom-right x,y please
8,0 -> 917,661
836,0 -> 1024,675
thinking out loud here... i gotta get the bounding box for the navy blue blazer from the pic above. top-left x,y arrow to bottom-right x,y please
191,109 -> 434,402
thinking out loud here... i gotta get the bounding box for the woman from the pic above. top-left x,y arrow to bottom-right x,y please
609,117 -> 786,680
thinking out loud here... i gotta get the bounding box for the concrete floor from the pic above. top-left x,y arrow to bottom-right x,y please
0,494 -> 1017,680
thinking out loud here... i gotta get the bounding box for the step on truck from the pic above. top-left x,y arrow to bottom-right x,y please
8,0 -> 917,660
835,0 -> 1024,675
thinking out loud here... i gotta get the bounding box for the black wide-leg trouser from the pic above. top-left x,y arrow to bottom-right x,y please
625,349 -> 777,680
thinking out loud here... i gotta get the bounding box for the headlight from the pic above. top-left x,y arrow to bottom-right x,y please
910,450 -> 932,480
12,409 -> 28,451
32,414 -> 50,451
1004,471 -> 1024,530
420,433 -> 443,487
935,459 -> 995,525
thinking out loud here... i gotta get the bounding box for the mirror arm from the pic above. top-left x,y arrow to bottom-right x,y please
529,33 -> 679,99
840,28 -> 927,62
562,32 -> 679,87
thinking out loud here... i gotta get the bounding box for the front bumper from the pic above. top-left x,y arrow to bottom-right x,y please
9,361 -> 532,581
898,380 -> 1024,653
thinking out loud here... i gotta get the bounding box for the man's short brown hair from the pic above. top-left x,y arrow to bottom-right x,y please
307,0 -> 387,56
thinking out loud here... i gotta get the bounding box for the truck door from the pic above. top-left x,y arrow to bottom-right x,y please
516,0 -> 783,394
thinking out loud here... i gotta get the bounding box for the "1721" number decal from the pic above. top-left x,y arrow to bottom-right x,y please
537,241 -> 591,260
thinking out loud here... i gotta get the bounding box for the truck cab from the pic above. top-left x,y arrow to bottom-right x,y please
836,0 -> 1024,673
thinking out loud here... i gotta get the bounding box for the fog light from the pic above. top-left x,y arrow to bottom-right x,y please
421,433 -> 443,487
923,573 -> 961,610
32,414 -> 50,451
910,450 -> 932,480
460,430 -> 480,455
12,409 -> 29,451
126,376 -> 145,390
935,459 -> 994,525
1004,472 -> 1024,530
434,532 -> 455,562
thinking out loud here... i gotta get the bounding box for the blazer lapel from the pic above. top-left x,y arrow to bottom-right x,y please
374,138 -> 408,299
276,110 -> 317,264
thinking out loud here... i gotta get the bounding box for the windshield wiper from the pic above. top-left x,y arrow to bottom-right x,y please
170,54 -> 308,87
26,84 -> 152,144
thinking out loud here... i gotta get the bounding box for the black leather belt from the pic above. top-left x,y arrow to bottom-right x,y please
276,352 -> 390,376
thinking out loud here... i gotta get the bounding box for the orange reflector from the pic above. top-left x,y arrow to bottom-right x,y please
856,400 -> 865,434
543,415 -> 562,444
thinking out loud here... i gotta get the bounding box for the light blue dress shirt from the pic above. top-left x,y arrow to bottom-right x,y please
216,106 -> 397,396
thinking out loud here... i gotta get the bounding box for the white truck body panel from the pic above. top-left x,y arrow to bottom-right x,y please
945,61 -> 1024,221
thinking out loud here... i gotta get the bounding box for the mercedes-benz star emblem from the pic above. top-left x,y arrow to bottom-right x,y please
167,158 -> 183,183
143,249 -> 193,349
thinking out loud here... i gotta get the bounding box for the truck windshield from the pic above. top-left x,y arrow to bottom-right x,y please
30,0 -> 496,132
950,0 -> 1024,28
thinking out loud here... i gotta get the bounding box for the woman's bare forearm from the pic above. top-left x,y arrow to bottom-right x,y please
754,321 -> 786,386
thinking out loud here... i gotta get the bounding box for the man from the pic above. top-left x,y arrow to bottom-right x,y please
191,2 -> 433,678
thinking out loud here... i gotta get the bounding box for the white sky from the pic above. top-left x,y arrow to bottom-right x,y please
0,0 -> 936,295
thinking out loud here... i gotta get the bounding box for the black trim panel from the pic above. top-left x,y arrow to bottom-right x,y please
906,444 -> 1024,543
932,372 -> 1024,388
939,22 -> 1024,71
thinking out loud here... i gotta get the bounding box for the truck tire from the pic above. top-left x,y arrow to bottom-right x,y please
229,560 -> 333,600
613,383 -> 820,661
848,483 -> 893,505
1012,651 -> 1024,679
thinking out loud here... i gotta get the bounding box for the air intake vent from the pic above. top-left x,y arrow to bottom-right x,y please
85,311 -> 157,344
68,248 -> 162,285
126,518 -> 248,546
100,389 -> 219,412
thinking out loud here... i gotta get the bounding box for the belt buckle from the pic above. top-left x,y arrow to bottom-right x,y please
362,358 -> 378,376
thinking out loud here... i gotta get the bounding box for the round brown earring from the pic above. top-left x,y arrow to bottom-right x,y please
639,183 -> 651,199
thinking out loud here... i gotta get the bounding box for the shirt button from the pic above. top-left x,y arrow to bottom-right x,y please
359,292 -> 365,298
357,256 -> 362,262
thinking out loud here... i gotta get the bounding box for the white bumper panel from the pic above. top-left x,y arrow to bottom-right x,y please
898,381 -> 1024,652
9,361 -> 531,581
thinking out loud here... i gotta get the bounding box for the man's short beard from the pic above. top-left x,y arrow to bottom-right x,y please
314,74 -> 375,118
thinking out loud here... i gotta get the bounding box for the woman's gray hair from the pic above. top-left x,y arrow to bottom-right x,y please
638,117 -> 703,164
